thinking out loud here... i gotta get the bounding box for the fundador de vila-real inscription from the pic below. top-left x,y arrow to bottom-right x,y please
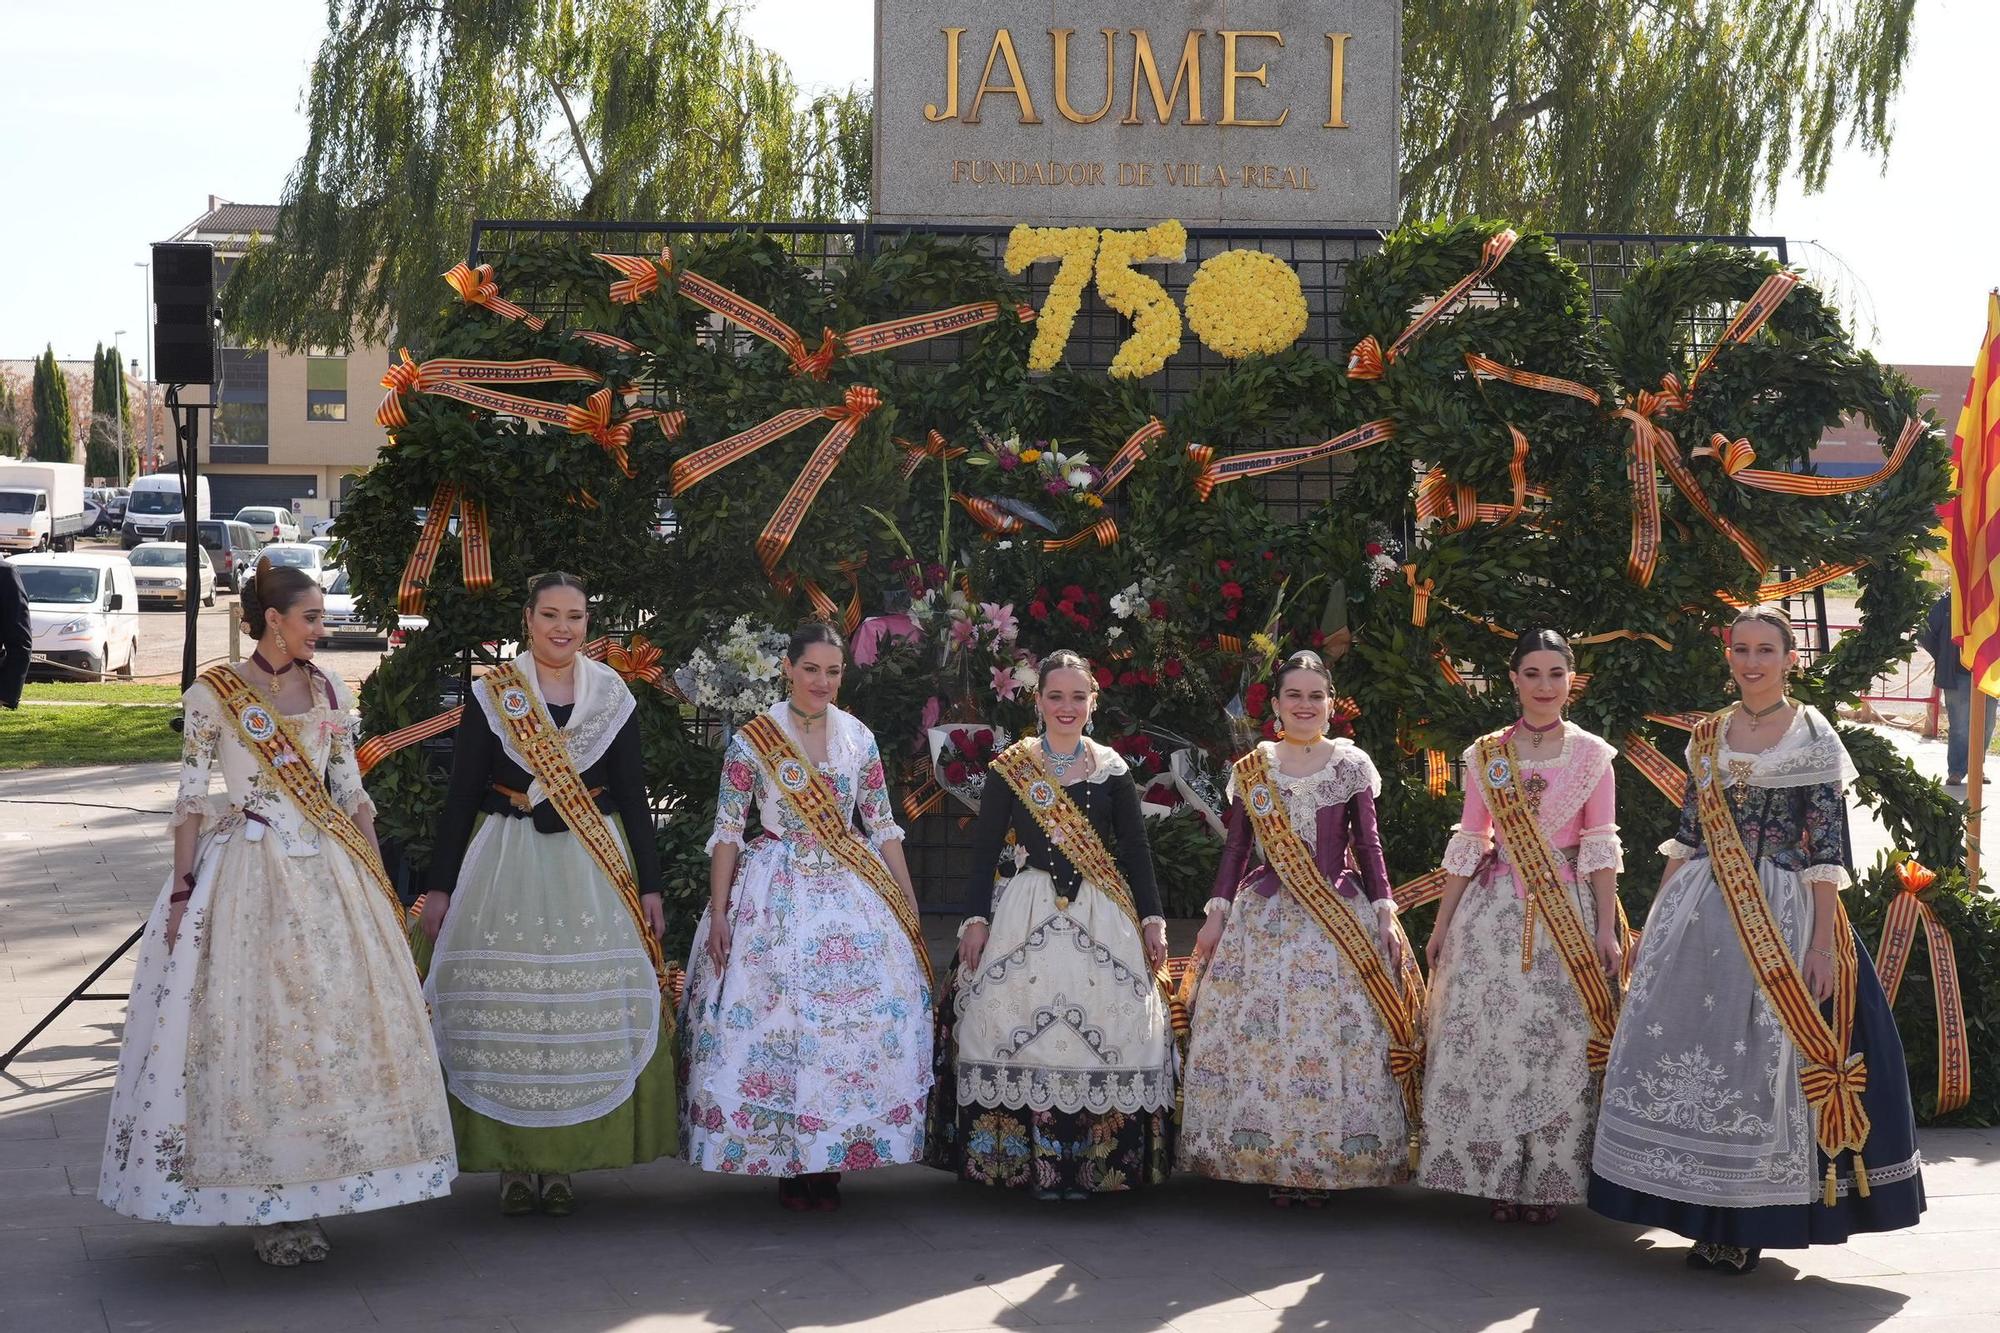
872,1 -> 1399,227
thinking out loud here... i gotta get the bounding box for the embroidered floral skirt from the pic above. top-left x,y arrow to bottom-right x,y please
1589,856 -> 1925,1247
926,869 -> 1176,1193
1419,861 -> 1600,1204
1180,885 -> 1410,1191
680,836 -> 931,1177
100,822 -> 455,1224
413,813 -> 678,1173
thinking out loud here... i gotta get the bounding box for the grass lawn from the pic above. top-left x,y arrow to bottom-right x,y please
0,703 -> 182,769
22,683 -> 181,705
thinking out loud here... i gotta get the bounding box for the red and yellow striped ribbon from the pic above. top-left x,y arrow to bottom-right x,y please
1425,749 -> 1450,795
397,482 -> 493,615
442,263 -> 546,331
954,492 -> 1026,536
838,301 -> 1034,356
1696,417 -> 1923,497
376,349 -> 603,431
571,330 -> 643,354
896,429 -> 967,479
754,386 -> 884,574
1620,731 -> 1691,805
1463,352 -> 1603,405
1688,271 -> 1800,393
1406,564 -> 1435,626
1393,868 -> 1449,912
1347,230 -> 1518,380
1043,518 -> 1118,554
1716,561 -> 1865,609
1188,419 -> 1396,501
1875,860 -> 1971,1115
1100,418 -> 1164,496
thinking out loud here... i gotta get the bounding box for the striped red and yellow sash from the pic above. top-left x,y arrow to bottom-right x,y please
1471,732 -> 1627,1071
198,666 -> 398,915
987,740 -> 1141,927
1690,710 -> 1869,1201
739,714 -> 932,988
1186,419 -> 1396,501
1232,747 -> 1426,1142
397,482 -> 493,615
480,664 -> 670,1000
1875,863 -> 1971,1116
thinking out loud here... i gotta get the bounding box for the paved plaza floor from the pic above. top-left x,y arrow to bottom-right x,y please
3,726 -> 1994,1333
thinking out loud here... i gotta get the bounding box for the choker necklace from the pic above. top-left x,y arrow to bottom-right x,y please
1517,716 -> 1560,733
787,700 -> 829,730
250,650 -> 294,677
1280,732 -> 1322,748
1741,695 -> 1791,721
1041,736 -> 1085,778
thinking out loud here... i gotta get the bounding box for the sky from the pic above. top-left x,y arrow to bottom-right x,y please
2,0 -> 1995,378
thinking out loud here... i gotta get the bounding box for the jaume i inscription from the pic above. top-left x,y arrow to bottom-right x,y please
872,0 -> 1399,227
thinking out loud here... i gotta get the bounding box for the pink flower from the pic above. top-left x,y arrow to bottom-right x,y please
1045,478 -> 1070,495
852,613 -> 921,666
997,452 -> 1019,471
948,614 -> 977,649
991,664 -> 1022,701
981,601 -> 1018,643
724,761 -> 755,793
920,695 -> 944,731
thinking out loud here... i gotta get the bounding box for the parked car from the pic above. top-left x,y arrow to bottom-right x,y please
233,506 -> 301,545
123,472 -> 209,547
166,518 -> 260,592
318,567 -> 426,647
102,488 -> 129,526
255,541 -> 337,589
127,541 -> 216,607
10,552 -> 140,680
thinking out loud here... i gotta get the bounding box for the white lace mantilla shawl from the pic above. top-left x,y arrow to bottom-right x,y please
1222,737 -> 1382,807
1658,704 -> 1857,876
1442,723 -> 1622,879
474,652 -> 635,807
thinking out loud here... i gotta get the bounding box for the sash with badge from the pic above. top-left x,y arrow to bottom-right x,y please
481,662 -> 671,999
739,713 -> 933,988
199,665 -> 399,914
987,740 -> 1144,923
1471,731 -> 1628,1071
1689,708 -> 1871,1205
1232,745 -> 1427,1158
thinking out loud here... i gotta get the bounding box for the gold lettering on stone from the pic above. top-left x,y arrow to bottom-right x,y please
1324,32 -> 1350,128
1122,29 -> 1205,125
1220,31 -> 1287,127
1051,28 -> 1117,124
967,28 -> 1042,124
925,28 -> 967,122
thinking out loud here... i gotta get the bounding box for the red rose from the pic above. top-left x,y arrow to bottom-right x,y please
1220,581 -> 1244,601
1309,629 -> 1326,647
1131,733 -> 1155,753
974,728 -> 994,753
1061,584 -> 1087,600
1118,670 -> 1139,687
1149,598 -> 1169,619
1245,682 -> 1269,716
1365,542 -> 1384,556
1163,659 -> 1184,679
1261,718 -> 1280,740
943,759 -> 970,785
1261,549 -> 1276,561
1217,559 -> 1233,573
1094,666 -> 1114,687
1029,600 -> 1049,621
1074,616 -> 1095,631
1224,606 -> 1240,621
949,728 -> 973,752
1195,636 -> 1213,651
1057,598 -> 1077,618
1140,670 -> 1158,687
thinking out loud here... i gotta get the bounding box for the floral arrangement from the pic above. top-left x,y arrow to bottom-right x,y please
672,616 -> 788,722
1363,525 -> 1402,589
1094,219 -> 1186,379
1183,248 -> 1310,359
979,434 -> 1108,511
1004,225 -> 1099,372
928,723 -> 1007,810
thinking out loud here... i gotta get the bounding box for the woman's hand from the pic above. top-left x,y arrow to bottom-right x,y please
957,921 -> 989,972
704,908 -> 732,975
164,900 -> 188,952
1192,912 -> 1226,967
418,890 -> 450,942
640,892 -> 666,941
1141,918 -> 1168,970
1804,945 -> 1835,1002
1425,913 -> 1451,971
1378,914 -> 1408,973
1596,924 -> 1625,977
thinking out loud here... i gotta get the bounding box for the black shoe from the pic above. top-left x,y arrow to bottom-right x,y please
1685,1243 -> 1716,1271
1711,1245 -> 1761,1276
808,1172 -> 842,1212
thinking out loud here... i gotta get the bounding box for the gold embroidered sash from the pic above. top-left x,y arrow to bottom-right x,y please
481,663 -> 670,997
987,740 -> 1139,926
740,714 -> 933,988
1690,710 -> 1869,1203
1471,732 -> 1626,1072
199,666 -> 398,915
1233,747 -> 1426,1143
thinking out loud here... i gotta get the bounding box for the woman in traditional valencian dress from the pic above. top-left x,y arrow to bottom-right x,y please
1419,631 -> 1627,1224
100,561 -> 455,1265
415,573 -> 677,1217
1182,650 -> 1423,1205
936,650 -> 1175,1200
683,622 -> 931,1211
1591,606 -> 1926,1274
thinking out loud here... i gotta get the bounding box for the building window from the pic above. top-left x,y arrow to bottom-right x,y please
307,355 -> 347,422
217,348 -> 269,446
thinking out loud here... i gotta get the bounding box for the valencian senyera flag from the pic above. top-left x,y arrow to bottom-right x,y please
1942,293 -> 2000,695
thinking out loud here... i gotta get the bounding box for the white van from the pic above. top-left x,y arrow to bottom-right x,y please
9,552 -> 141,680
123,473 -> 212,548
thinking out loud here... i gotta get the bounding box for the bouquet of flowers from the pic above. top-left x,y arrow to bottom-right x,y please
672,616 -> 788,723
928,723 -> 1009,811
1107,730 -> 1185,818
1170,747 -> 1229,837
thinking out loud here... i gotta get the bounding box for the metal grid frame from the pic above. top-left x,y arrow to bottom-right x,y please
462,218 -> 1794,904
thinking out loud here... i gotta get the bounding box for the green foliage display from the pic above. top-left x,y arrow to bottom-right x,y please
28,347 -> 74,464
341,220 -> 1972,1109
85,345 -> 134,482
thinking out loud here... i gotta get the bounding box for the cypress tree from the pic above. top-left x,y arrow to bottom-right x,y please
28,346 -> 75,463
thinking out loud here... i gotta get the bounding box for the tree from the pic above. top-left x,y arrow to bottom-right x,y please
1401,1 -> 1917,231
28,347 -> 74,463
223,0 -> 871,351
85,344 -> 135,481
0,377 -> 20,458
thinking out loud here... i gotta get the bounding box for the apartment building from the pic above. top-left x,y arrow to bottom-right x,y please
168,198 -> 391,521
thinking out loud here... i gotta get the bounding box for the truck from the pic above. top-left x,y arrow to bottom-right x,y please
0,461 -> 88,553
123,471 -> 211,548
